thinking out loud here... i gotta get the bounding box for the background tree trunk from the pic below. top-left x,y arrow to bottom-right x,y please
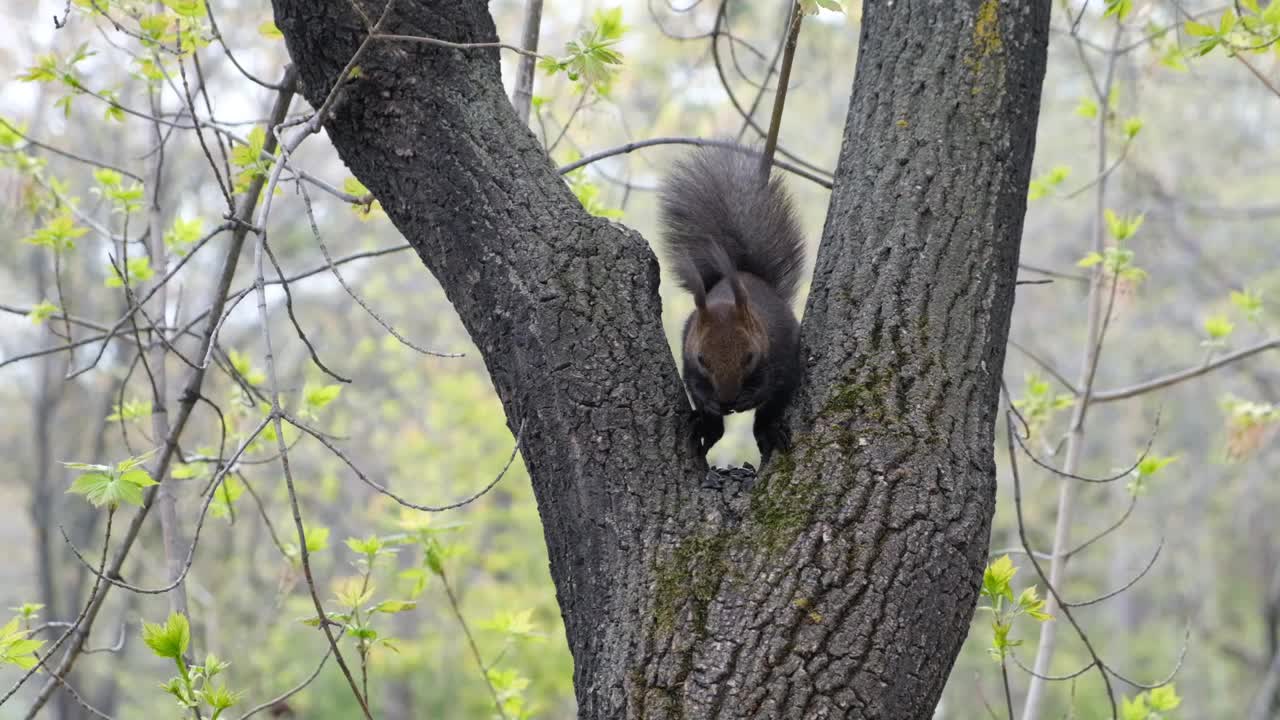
270,0 -> 1050,717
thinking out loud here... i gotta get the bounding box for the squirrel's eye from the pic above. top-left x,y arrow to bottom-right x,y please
696,353 -> 707,367
743,352 -> 755,367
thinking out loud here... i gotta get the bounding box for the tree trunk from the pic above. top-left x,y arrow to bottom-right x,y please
270,1 -> 1050,717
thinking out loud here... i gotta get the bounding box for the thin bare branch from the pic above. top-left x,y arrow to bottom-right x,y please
557,136 -> 833,189
440,568 -> 508,720
288,415 -> 525,513
1062,539 -> 1163,608
758,2 -> 802,184
1092,338 -> 1280,403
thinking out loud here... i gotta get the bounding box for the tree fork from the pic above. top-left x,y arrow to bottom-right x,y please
270,1 -> 1051,717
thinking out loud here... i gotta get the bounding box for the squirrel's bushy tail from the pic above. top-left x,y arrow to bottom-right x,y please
658,144 -> 806,303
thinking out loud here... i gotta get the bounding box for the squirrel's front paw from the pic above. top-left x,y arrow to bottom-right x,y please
690,410 -> 725,458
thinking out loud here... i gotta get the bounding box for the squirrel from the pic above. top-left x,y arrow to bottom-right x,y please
658,144 -> 806,465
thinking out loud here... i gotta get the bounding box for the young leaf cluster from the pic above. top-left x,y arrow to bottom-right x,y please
143,612 -> 243,720
1121,685 -> 1182,720
538,8 -> 627,97
64,450 -> 158,509
0,616 -> 45,671
977,555 -> 1051,662
1078,210 -> 1147,284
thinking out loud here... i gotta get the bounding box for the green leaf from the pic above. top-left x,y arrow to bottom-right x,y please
19,54 -> 60,83
0,617 -> 45,670
425,541 -> 444,576
306,527 -> 331,553
1121,694 -> 1149,720
1185,19 -> 1217,37
1136,454 -> 1177,479
1017,585 -> 1051,622
1220,8 -> 1238,34
27,300 -> 59,324
342,177 -> 382,219
1104,0 -> 1133,20
1160,44 -> 1189,71
107,399 -> 153,423
139,13 -> 171,40
335,579 -> 375,609
480,609 -> 541,638
1148,684 -> 1181,712
227,349 -> 266,386
592,6 -> 627,40
982,555 -> 1017,602
162,0 -> 206,18
346,535 -> 385,558
1077,252 -> 1103,268
93,168 -> 123,188
209,476 -> 245,520
164,217 -> 204,249
370,599 -> 417,614
565,169 -> 624,219
258,20 -> 283,39
1230,288 -> 1264,321
105,257 -> 156,288
203,652 -> 230,676
199,682 -> 243,711
304,384 -> 342,410
65,455 -> 157,509
170,462 -> 202,480
1103,209 -> 1144,241
1122,117 -> 1143,140
1204,313 -> 1235,340
1075,97 -> 1099,119
141,612 -> 190,659
23,211 -> 87,251
0,117 -> 26,148
11,603 -> 44,619
231,127 -> 267,168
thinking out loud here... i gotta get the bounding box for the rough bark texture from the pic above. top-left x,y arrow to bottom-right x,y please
270,1 -> 1050,717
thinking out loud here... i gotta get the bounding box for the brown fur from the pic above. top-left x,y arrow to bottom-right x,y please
685,294 -> 769,408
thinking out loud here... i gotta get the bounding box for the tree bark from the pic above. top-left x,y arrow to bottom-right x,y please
270,1 -> 1050,717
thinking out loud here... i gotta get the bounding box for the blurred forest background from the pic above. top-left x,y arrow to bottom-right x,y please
0,0 -> 1277,718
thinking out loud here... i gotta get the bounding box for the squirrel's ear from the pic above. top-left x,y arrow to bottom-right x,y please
729,273 -> 749,309
691,281 -> 708,311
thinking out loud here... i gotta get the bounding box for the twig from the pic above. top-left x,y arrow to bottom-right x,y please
708,0 -> 833,178
1092,338 -> 1280,403
1010,409 -> 1161,485
262,241 -> 352,383
294,179 -> 461,358
1006,411 -> 1118,718
236,644 -> 335,720
440,568 -> 508,720
557,136 -> 833,189
758,3 -> 802,184
1008,339 -> 1080,395
0,117 -> 144,182
288,415 -> 524,512
1061,539 -> 1163,608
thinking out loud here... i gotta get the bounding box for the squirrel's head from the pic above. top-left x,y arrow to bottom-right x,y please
683,275 -> 769,415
